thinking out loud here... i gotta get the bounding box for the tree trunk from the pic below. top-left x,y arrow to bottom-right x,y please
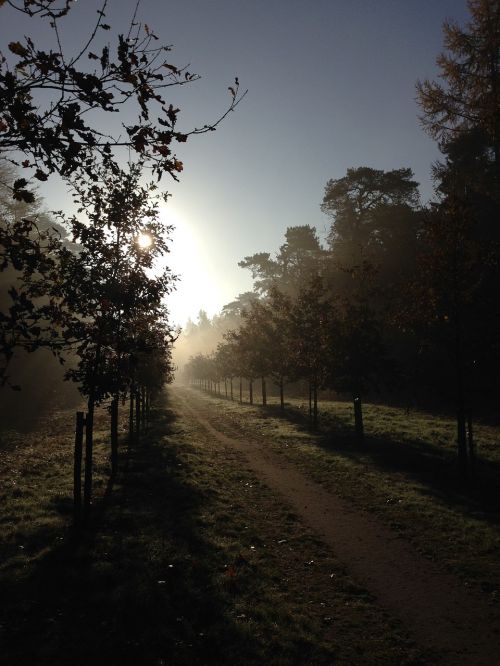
73,411 -> 84,527
261,376 -> 267,406
239,377 -> 242,403
308,380 -> 312,423
129,389 -> 134,444
135,389 -> 141,443
230,377 -> 234,401
457,405 -> 467,480
354,395 -> 364,444
83,343 -> 101,521
225,378 -> 228,398
249,379 -> 253,405
467,412 -> 474,474
110,397 -> 118,476
313,382 -> 318,430
141,386 -> 146,430
280,377 -> 284,411
455,328 -> 468,481
83,395 -> 94,520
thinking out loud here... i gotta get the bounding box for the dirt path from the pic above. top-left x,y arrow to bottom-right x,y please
174,387 -> 500,665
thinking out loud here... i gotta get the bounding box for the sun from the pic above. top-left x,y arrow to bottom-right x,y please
158,204 -> 223,326
137,232 -> 153,249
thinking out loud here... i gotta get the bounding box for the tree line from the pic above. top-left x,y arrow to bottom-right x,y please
184,0 -> 500,482
0,0 -> 244,523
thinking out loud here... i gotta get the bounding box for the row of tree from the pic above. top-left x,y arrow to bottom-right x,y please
0,0 -> 242,521
183,0 -> 500,481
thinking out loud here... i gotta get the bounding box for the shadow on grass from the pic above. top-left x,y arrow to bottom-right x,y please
283,403 -> 500,525
205,387 -> 500,525
0,394 -> 265,666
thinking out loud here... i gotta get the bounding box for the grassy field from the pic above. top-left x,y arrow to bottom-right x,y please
193,386 -> 500,602
0,391 -> 441,665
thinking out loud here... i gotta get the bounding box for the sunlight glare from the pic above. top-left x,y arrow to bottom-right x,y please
137,232 -> 153,249
159,204 -> 223,328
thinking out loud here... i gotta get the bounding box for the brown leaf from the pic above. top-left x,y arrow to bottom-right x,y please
8,41 -> 28,57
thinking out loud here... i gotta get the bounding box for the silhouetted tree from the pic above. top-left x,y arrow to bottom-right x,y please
288,275 -> 330,429
321,167 -> 420,302
327,296 -> 386,444
415,0 -> 500,478
416,0 -> 500,171
239,225 -> 324,297
1,0 -> 244,384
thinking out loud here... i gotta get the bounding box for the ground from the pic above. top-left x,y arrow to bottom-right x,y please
1,385 -> 499,665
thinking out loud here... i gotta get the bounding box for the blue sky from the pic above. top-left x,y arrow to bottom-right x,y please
3,0 -> 470,326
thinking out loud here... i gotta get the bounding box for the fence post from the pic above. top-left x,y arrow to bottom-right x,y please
83,397 -> 94,521
111,397 -> 118,477
73,411 -> 85,526
354,396 -> 364,444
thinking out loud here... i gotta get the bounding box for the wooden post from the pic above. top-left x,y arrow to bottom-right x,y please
83,396 -> 94,520
111,397 -> 118,477
354,396 -> 364,444
73,411 -> 84,526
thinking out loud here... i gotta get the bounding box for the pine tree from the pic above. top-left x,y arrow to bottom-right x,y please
416,0 -> 500,170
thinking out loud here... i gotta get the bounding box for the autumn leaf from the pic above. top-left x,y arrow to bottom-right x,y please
166,104 -> 178,125
155,144 -> 170,157
34,169 -> 48,181
163,63 -> 178,75
13,178 -> 29,190
8,42 -> 29,57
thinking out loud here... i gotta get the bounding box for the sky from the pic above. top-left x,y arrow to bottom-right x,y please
3,0 -> 470,328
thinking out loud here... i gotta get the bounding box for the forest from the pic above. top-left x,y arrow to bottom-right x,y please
1,1 -> 500,664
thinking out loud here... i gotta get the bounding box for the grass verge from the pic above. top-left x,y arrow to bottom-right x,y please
188,386 -> 500,602
0,390 -> 437,665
